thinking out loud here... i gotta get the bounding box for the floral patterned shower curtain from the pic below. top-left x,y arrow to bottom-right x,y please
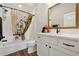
11,9 -> 32,40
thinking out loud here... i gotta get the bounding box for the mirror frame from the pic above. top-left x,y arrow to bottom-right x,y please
48,3 -> 79,29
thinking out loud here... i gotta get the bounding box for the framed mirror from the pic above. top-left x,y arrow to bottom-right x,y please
48,3 -> 79,29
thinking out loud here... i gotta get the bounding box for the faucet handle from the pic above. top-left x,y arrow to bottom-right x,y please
52,24 -> 59,28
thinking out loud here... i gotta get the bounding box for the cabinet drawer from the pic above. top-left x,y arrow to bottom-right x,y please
42,36 -> 58,45
37,34 -> 58,45
59,39 -> 79,53
50,37 -> 58,46
43,36 -> 58,46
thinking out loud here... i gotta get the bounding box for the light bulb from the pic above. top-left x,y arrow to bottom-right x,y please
18,5 -> 22,8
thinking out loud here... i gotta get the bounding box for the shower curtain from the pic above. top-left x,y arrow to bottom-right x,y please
11,9 -> 32,40
11,9 -> 18,35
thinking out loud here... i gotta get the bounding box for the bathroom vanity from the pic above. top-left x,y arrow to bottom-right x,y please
36,33 -> 79,56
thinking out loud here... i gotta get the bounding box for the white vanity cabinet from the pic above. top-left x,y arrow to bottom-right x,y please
36,34 -> 68,56
36,33 -> 79,56
36,35 -> 49,56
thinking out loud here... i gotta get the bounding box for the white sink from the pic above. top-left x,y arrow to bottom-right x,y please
38,32 -> 79,39
59,34 -> 79,38
39,33 -> 58,37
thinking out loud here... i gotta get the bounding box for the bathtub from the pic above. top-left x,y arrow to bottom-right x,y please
0,38 -> 36,56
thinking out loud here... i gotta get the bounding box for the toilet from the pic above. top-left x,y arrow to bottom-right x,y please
27,40 -> 36,53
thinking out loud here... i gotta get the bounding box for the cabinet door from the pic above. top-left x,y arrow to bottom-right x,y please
49,42 -> 68,56
37,35 -> 49,56
49,47 -> 68,56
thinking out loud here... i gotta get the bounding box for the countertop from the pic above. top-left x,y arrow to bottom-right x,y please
38,33 -> 79,41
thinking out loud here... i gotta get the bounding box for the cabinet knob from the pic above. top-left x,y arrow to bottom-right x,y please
49,46 -> 51,48
45,45 -> 48,47
38,37 -> 40,38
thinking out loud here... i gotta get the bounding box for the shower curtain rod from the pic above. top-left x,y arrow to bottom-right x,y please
0,4 -> 35,16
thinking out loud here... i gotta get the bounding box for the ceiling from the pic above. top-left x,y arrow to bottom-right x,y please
46,3 -> 57,8
1,3 -> 57,14
2,3 -> 37,14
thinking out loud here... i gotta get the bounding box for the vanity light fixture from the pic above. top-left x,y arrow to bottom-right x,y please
18,5 -> 22,8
